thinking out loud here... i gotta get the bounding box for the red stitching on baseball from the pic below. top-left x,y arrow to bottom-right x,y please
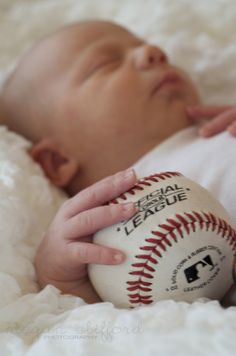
111,172 -> 182,203
126,211 -> 236,306
129,270 -> 154,278
127,285 -> 152,292
135,254 -> 158,264
127,280 -> 152,286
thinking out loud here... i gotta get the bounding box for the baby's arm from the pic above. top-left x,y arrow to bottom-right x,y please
34,169 -> 137,304
186,105 -> 236,137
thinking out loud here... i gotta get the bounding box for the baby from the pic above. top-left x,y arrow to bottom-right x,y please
0,20 -> 235,304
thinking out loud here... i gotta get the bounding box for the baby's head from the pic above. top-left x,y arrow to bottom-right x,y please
0,20 -> 200,194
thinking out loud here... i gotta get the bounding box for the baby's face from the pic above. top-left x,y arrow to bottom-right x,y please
22,21 -> 200,179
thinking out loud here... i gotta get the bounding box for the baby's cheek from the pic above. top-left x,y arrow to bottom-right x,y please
104,71 -> 136,98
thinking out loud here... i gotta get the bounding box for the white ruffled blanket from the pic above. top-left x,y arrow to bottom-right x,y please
0,125 -> 235,355
1,1 -> 236,355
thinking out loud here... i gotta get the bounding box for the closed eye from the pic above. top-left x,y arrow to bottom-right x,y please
87,57 -> 121,76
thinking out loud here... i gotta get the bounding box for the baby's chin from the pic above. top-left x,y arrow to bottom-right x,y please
166,99 -> 194,130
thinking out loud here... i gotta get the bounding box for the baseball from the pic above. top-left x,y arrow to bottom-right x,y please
88,172 -> 236,308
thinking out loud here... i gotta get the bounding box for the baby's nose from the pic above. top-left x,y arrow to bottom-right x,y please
133,44 -> 168,70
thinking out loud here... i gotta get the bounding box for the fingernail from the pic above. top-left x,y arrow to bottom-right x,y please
122,202 -> 136,213
199,127 -> 209,137
123,168 -> 135,180
114,252 -> 125,263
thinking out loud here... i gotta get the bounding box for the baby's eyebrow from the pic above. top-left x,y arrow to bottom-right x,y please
89,35 -> 146,55
91,43 -> 122,56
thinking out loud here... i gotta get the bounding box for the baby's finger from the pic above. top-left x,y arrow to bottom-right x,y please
64,202 -> 137,239
199,110 -> 236,137
186,105 -> 233,121
63,169 -> 137,218
69,241 -> 125,265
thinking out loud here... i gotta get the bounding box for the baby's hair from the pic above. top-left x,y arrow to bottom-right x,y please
0,58 -> 51,143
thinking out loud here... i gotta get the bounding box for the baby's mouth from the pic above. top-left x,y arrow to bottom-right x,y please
151,72 -> 183,96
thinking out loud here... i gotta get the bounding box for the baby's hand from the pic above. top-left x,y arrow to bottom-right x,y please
186,105 -> 236,137
34,169 -> 137,303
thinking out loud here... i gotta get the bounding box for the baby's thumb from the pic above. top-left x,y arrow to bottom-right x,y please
73,242 -> 125,265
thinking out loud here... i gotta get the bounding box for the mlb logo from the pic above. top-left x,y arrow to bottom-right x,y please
184,255 -> 215,283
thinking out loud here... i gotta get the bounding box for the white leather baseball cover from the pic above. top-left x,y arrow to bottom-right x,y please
88,172 -> 236,308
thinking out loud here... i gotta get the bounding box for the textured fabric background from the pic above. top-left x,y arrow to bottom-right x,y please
0,1 -> 236,355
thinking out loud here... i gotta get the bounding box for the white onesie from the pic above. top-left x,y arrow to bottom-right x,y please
132,126 -> 236,227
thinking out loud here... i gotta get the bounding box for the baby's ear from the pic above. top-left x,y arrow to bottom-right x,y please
29,138 -> 79,187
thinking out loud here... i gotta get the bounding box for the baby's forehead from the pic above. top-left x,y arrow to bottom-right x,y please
22,21 -> 142,86
53,21 -> 140,53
